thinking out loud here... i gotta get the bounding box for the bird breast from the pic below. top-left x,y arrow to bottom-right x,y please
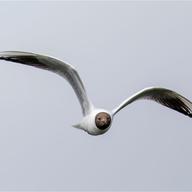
81,109 -> 112,136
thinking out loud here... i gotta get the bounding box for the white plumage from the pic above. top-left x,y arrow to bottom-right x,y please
0,51 -> 191,136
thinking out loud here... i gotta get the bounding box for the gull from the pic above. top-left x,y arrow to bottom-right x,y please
0,51 -> 191,136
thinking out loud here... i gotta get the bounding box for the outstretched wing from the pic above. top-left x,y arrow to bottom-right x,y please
0,51 -> 93,116
112,87 -> 192,117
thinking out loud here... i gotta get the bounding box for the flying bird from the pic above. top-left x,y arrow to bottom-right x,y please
0,51 -> 191,135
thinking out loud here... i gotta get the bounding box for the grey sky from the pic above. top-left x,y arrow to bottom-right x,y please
0,1 -> 192,191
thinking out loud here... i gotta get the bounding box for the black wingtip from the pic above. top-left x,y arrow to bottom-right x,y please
188,113 -> 192,118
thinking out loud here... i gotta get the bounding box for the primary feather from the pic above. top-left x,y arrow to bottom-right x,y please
112,87 -> 192,117
0,51 -> 93,116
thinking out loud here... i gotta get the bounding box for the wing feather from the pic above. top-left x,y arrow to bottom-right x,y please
0,51 -> 93,116
112,87 -> 192,117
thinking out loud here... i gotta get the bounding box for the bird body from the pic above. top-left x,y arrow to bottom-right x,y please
0,51 -> 191,136
73,108 -> 112,135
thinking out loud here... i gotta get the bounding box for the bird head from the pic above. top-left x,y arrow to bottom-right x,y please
95,112 -> 111,130
73,109 -> 112,136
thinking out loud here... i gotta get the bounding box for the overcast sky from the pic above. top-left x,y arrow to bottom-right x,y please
0,1 -> 192,191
